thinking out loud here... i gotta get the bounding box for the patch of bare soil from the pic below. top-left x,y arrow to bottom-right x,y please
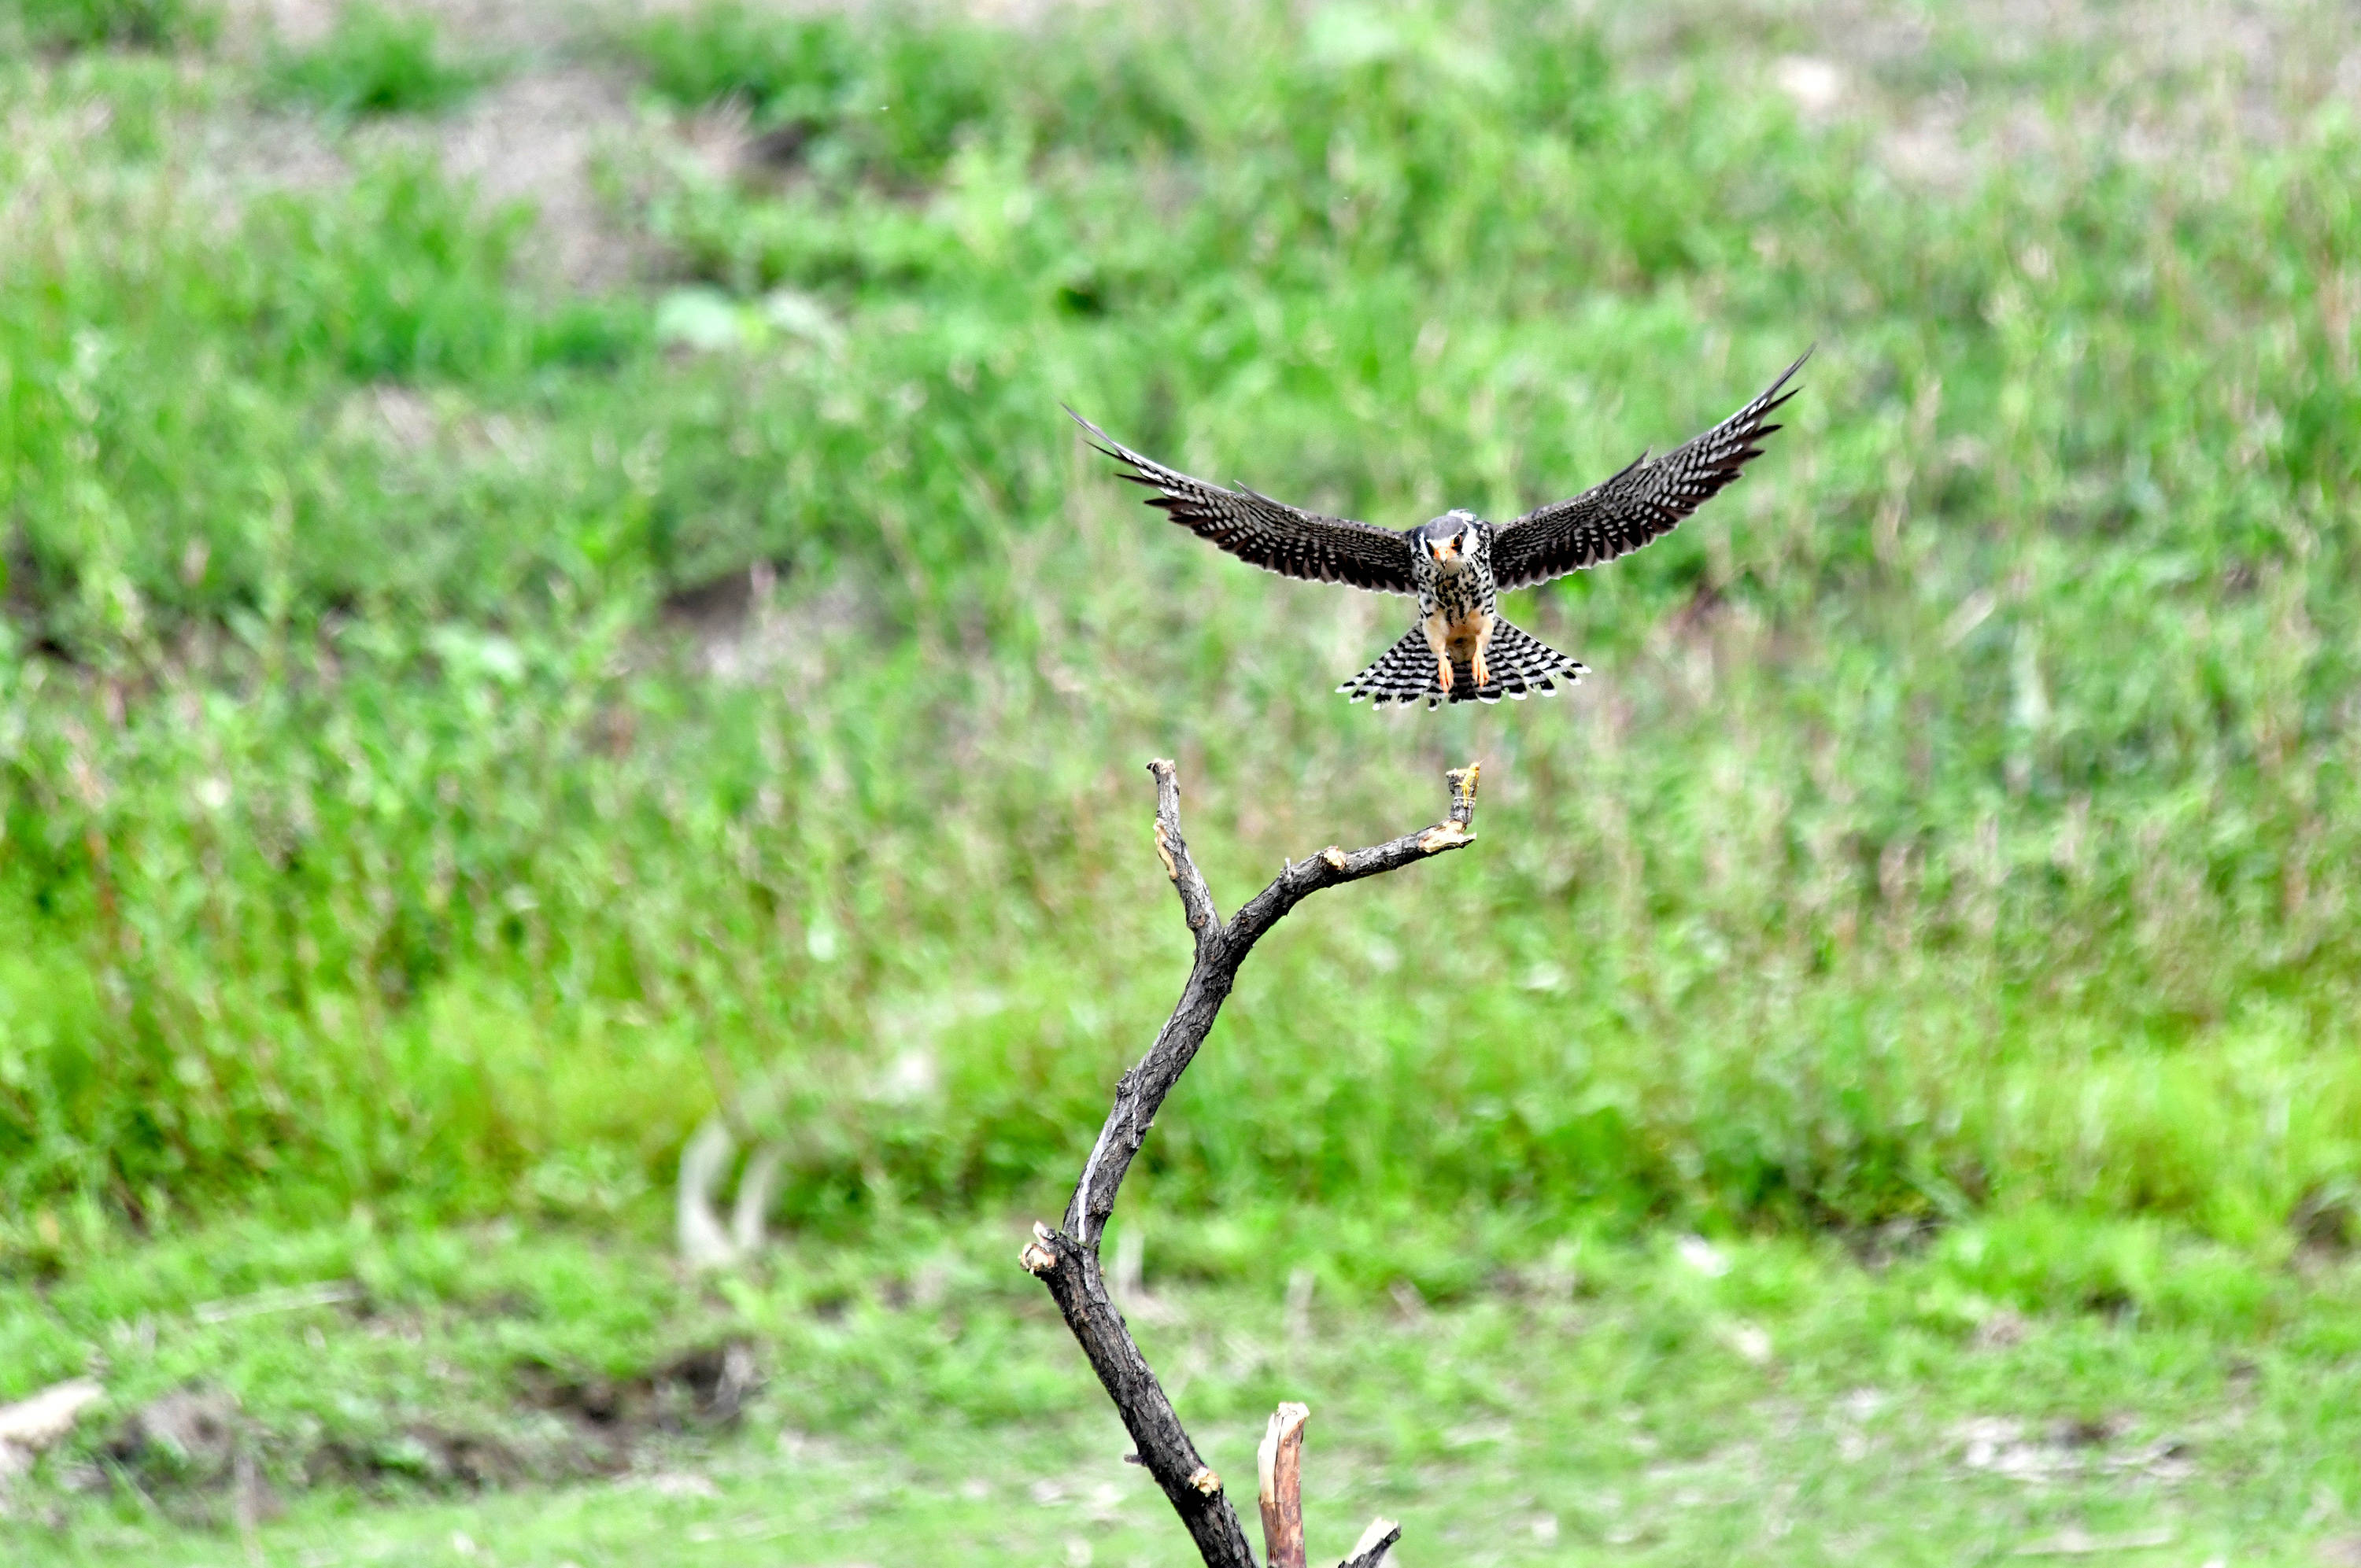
656,564 -> 878,688
1953,1412 -> 2197,1485
512,1340 -> 763,1443
89,1342 -> 756,1517
98,1386 -> 279,1528
307,1422 -> 538,1493
228,0 -> 639,54
372,65 -> 657,288
211,0 -> 659,287
1629,0 -> 2361,187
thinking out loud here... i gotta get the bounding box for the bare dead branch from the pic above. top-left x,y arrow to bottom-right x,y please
1025,759 -> 1482,1568
1151,756 -> 1222,945
1066,761 -> 1480,1251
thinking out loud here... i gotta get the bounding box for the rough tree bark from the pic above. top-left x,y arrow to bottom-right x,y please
1022,758 -> 1480,1568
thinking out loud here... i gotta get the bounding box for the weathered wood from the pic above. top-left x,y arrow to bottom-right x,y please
1338,1515 -> 1403,1568
1257,1403 -> 1310,1568
1025,759 -> 1481,1568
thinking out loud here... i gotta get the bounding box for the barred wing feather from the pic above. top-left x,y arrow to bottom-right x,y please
1490,350 -> 1809,592
1067,409 -> 1419,596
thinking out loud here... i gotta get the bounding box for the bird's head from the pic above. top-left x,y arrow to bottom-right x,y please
1417,511 -> 1480,567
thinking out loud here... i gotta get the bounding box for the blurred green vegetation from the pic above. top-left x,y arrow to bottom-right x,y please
2,0 -> 214,51
264,5 -> 497,120
2,0 -> 2358,1271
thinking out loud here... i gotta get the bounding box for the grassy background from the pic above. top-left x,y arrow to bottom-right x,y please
2,0 -> 2359,1287
6,0 -> 2361,1559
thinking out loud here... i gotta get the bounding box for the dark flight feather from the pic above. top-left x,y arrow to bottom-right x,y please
1488,349 -> 1809,592
1066,408 -> 1419,596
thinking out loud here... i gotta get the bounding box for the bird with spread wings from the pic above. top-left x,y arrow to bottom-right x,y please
1070,351 -> 1807,707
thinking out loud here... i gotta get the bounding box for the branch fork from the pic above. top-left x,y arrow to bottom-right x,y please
1023,758 -> 1480,1568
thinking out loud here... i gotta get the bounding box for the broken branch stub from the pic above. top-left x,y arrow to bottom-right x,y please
1259,1401 -> 1402,1568
1257,1402 -> 1310,1568
1022,759 -> 1482,1568
1339,1515 -> 1404,1568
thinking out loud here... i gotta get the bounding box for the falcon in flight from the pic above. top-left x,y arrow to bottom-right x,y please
1070,350 -> 1806,707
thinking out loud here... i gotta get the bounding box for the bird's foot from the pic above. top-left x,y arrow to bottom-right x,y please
1434,654 -> 1453,693
1472,649 -> 1491,688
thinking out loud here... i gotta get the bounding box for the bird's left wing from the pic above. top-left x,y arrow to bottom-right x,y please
1068,410 -> 1418,596
1488,350 -> 1808,592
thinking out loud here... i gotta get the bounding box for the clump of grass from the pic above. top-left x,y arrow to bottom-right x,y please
0,146 -> 644,658
626,1 -> 1192,186
267,3 -> 493,119
5,0 -> 215,50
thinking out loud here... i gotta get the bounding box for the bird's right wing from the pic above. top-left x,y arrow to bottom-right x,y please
1068,410 -> 1418,596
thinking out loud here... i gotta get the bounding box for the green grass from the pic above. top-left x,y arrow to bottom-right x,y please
626,1 -> 1195,186
2,0 -> 213,51
6,1208 -> 2361,1563
6,0 -> 2355,1248
2,6 -> 2360,1535
264,4 -> 494,120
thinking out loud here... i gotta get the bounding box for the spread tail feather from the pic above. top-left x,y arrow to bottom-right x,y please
1337,618 -> 1586,708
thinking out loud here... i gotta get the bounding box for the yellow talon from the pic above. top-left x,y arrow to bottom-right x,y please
1435,654 -> 1453,693
1472,648 -> 1491,688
